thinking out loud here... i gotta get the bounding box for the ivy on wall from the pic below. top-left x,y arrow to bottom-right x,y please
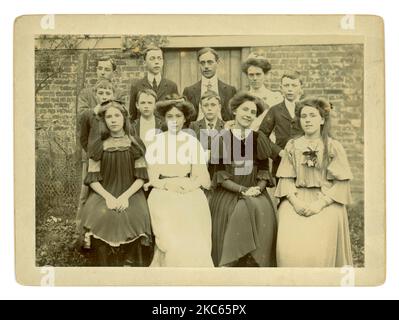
121,35 -> 169,58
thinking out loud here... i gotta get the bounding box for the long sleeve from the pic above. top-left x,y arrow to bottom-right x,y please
87,129 -> 103,161
77,87 -> 96,119
256,130 -> 282,161
129,82 -> 139,121
79,110 -> 91,152
259,108 -> 276,139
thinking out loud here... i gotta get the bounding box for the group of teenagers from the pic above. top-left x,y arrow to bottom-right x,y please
76,46 -> 354,268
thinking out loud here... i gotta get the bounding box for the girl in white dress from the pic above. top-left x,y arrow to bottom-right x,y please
145,94 -> 214,267
275,98 -> 353,267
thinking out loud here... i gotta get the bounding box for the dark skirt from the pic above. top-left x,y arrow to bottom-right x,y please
80,189 -> 152,247
210,186 -> 277,267
79,145 -> 152,248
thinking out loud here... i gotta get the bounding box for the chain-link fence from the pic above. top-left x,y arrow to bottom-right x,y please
35,124 -> 81,219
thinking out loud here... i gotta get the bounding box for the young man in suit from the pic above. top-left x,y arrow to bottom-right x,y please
259,71 -> 304,178
129,46 -> 178,121
183,47 -> 236,122
131,89 -> 163,148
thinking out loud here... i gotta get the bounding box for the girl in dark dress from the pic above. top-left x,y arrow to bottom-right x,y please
79,101 -> 152,266
209,92 -> 283,267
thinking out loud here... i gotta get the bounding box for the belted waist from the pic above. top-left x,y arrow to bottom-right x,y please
159,174 -> 190,180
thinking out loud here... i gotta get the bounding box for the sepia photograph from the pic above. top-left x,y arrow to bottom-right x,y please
14,15 -> 385,286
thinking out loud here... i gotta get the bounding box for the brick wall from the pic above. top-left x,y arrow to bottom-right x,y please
252,44 -> 364,201
35,42 -> 364,208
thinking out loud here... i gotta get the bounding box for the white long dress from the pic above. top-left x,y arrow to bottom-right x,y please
145,130 -> 214,267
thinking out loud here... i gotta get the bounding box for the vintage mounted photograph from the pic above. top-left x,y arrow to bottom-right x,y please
14,15 -> 385,286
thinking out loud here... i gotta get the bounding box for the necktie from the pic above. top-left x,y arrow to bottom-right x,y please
208,122 -> 214,130
152,78 -> 158,92
206,81 -> 212,91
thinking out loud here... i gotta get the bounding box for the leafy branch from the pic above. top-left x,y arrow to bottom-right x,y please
121,35 -> 169,58
35,35 -> 103,96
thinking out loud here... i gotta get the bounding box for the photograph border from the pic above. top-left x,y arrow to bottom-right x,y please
14,14 -> 385,286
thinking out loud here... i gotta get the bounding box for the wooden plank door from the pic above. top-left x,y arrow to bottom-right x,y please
163,48 -> 243,94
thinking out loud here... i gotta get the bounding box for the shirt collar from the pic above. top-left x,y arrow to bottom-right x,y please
231,128 -> 252,140
147,73 -> 162,86
140,116 -> 156,124
201,75 -> 218,87
285,98 -> 296,108
205,118 -> 217,128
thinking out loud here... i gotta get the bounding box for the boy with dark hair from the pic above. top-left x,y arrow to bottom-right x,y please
128,46 -> 178,121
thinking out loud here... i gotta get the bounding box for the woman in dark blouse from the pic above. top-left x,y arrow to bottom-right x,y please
209,92 -> 283,267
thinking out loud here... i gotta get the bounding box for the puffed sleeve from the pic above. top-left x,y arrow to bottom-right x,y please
210,130 -> 234,188
326,140 -> 353,181
130,137 -> 149,181
256,168 -> 274,187
321,140 -> 353,205
275,140 -> 298,198
256,130 -> 281,161
84,158 -> 103,185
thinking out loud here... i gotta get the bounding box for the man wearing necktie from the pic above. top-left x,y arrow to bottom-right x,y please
183,47 -> 237,123
152,77 -> 158,92
128,46 -> 178,121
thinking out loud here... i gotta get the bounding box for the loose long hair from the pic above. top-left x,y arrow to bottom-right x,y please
97,101 -> 146,155
296,97 -> 333,171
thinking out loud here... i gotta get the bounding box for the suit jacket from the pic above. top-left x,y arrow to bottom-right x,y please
128,76 -> 179,121
182,79 -> 236,122
131,117 -> 164,138
189,118 -> 225,181
259,100 -> 303,176
189,118 -> 225,149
